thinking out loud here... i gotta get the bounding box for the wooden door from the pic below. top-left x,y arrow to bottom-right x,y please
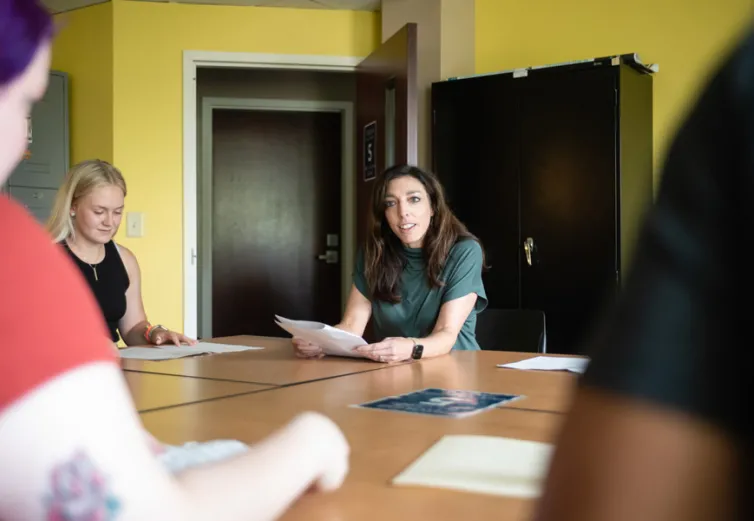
211,109 -> 342,337
519,66 -> 619,355
356,23 -> 418,249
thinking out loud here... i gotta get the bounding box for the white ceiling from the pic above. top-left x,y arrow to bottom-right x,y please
42,0 -> 380,14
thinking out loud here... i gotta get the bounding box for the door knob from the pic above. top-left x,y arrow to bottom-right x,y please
317,250 -> 339,264
524,237 -> 536,266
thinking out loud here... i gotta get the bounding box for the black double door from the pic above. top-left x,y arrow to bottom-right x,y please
433,65 -> 620,355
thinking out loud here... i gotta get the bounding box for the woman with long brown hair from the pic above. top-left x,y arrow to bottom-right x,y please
294,164 -> 487,363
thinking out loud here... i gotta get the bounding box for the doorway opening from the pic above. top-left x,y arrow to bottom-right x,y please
183,51 -> 361,339
199,93 -> 354,338
183,24 -> 417,339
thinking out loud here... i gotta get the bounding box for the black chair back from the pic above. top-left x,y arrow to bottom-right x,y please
475,308 -> 546,353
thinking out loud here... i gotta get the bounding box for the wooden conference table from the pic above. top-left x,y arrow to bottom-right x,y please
122,371 -> 273,412
121,335 -> 391,386
121,336 -> 580,521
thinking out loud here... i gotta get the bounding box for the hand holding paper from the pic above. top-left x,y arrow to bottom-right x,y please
275,315 -> 368,359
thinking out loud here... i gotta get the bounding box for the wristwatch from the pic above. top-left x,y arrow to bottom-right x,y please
410,338 -> 424,360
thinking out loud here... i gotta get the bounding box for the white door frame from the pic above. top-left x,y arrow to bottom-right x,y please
183,50 -> 362,339
200,97 -> 355,338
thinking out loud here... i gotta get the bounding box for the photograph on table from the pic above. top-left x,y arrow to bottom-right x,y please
352,388 -> 523,418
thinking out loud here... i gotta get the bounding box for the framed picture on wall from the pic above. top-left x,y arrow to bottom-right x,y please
363,120 -> 376,181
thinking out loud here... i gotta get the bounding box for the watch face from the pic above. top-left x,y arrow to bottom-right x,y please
412,344 -> 424,359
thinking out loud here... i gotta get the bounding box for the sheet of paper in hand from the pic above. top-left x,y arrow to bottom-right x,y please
354,388 -> 523,418
274,314 -> 368,358
159,439 -> 249,474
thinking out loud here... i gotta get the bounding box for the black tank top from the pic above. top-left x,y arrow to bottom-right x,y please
63,240 -> 130,342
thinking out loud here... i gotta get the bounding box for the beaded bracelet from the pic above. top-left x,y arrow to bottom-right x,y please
144,324 -> 156,344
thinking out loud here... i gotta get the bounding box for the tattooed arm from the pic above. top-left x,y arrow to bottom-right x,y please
0,363 -> 349,521
0,175 -> 348,519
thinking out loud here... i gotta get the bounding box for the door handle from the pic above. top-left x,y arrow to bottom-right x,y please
317,250 -> 339,264
524,237 -> 535,266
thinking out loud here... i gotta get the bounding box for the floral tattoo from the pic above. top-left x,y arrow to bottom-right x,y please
46,451 -> 121,521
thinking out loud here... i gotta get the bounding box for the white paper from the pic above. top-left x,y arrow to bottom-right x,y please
193,342 -> 264,354
118,342 -> 263,360
159,439 -> 249,473
497,355 -> 589,374
393,435 -> 554,498
274,315 -> 368,358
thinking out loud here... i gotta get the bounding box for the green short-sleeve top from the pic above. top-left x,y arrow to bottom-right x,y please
353,239 -> 488,350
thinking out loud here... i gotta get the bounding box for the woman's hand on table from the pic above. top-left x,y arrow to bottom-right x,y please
151,328 -> 197,347
354,337 -> 414,363
292,337 -> 325,359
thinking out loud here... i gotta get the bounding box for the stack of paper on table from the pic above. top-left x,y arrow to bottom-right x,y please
392,435 -> 554,498
498,355 -> 589,374
118,342 -> 263,360
274,315 -> 368,358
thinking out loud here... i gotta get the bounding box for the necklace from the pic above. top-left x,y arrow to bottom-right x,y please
66,239 -> 103,282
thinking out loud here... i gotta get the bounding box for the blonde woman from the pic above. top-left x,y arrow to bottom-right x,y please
47,159 -> 195,347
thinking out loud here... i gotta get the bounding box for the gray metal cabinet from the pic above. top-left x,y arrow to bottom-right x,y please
4,71 -> 69,223
8,186 -> 59,223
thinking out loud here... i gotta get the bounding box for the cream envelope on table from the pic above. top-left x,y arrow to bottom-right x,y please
392,435 -> 554,498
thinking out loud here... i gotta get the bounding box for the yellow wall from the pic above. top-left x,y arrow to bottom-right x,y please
51,2 -> 113,164
110,1 -> 380,332
475,0 -> 752,179
59,0 -> 745,333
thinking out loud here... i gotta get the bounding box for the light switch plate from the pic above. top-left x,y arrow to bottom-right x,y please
126,212 -> 144,238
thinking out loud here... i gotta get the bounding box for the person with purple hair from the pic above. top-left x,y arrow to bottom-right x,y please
0,1 -> 349,520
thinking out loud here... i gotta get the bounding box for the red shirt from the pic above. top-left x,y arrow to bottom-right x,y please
0,197 -> 115,411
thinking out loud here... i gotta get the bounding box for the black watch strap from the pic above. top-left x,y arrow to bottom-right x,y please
411,339 -> 424,360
